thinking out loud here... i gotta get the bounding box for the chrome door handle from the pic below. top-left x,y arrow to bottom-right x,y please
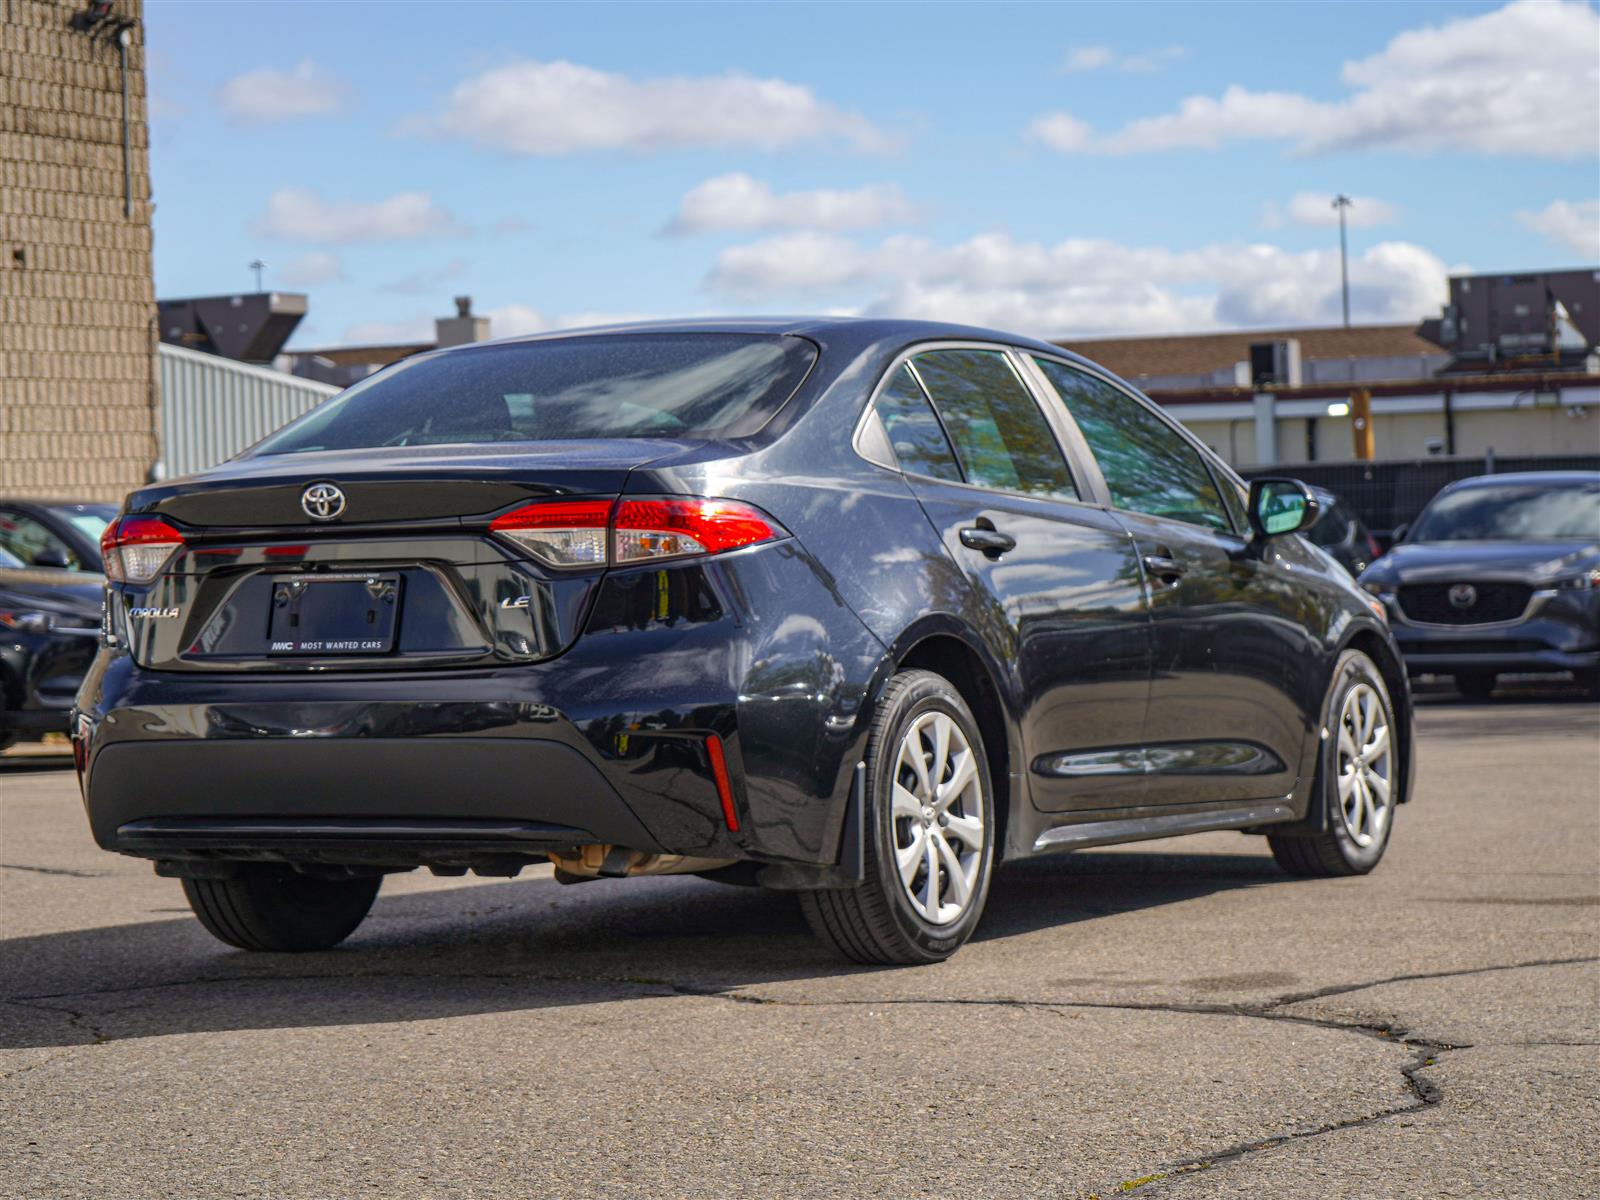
1143,553 -> 1186,585
959,527 -> 1017,556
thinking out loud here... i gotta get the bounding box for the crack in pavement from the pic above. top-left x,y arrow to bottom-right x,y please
0,862 -> 108,878
4,955 -> 1594,1196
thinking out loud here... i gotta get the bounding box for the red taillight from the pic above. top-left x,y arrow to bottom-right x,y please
488,497 -> 785,570
1367,533 -> 1383,560
101,515 -> 185,583
705,733 -> 739,832
614,498 -> 780,563
489,499 -> 614,569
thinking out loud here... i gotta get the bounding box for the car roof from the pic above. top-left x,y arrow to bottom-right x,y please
447,315 -> 1097,370
1444,471 -> 1600,490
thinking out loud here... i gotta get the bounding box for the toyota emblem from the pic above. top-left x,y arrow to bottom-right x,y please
1447,583 -> 1478,610
301,483 -> 346,521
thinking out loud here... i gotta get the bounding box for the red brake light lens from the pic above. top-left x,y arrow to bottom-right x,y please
489,499 -> 614,569
613,498 -> 783,564
101,515 -> 185,583
488,497 -> 785,570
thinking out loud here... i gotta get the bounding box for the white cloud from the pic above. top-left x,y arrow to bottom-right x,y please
704,230 -> 1450,337
1026,112 -> 1094,153
277,251 -> 344,287
217,60 -> 350,123
379,257 -> 468,295
253,188 -> 469,244
666,173 -> 918,235
1517,200 -> 1600,260
1063,46 -> 1116,73
1261,192 -> 1402,229
1030,1 -> 1599,159
1063,45 -> 1187,73
408,59 -> 888,154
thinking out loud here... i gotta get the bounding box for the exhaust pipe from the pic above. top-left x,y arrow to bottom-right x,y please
547,845 -> 738,884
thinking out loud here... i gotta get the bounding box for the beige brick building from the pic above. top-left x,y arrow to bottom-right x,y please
1,0 -> 158,502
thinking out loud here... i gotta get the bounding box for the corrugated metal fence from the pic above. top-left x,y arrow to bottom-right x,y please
158,342 -> 339,478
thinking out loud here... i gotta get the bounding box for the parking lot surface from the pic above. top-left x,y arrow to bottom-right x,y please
2,693 -> 1596,1198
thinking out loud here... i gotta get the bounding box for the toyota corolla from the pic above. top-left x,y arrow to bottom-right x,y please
73,319 -> 1414,963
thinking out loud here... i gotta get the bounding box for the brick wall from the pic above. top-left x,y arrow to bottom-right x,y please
0,0 -> 158,502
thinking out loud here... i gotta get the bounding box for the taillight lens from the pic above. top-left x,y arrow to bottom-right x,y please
100,515 -> 185,584
488,497 -> 785,570
489,499 -> 614,568
614,498 -> 782,564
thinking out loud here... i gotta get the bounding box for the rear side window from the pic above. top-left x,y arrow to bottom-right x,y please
871,365 -> 963,482
251,334 -> 818,454
910,349 -> 1077,500
1033,357 -> 1231,532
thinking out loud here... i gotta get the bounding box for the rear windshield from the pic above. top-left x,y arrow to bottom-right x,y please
1410,482 -> 1600,541
250,333 -> 818,455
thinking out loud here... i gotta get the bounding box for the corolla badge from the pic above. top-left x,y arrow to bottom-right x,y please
301,483 -> 346,521
1448,583 -> 1478,609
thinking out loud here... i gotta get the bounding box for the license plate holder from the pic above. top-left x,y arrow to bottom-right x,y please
266,573 -> 401,655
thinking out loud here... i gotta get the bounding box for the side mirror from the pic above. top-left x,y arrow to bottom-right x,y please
1390,522 -> 1410,545
32,546 -> 73,569
1248,477 -> 1319,537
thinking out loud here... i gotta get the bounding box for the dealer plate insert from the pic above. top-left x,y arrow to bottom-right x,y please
266,572 -> 401,654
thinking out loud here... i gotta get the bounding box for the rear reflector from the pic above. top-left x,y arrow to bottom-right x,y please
705,734 -> 739,832
101,515 -> 185,584
488,496 -> 785,570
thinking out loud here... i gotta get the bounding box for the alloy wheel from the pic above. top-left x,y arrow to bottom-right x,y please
889,711 -> 986,925
1335,682 -> 1391,848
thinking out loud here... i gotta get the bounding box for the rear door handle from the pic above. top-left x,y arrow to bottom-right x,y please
1142,552 -> 1186,586
959,527 -> 1017,556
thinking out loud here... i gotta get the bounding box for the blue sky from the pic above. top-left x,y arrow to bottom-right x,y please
143,0 -> 1600,350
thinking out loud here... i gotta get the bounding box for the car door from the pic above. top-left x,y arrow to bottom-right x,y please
1028,355 -> 1313,808
870,345 -> 1152,813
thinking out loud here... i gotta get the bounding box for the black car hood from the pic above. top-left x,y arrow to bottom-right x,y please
0,570 -> 106,618
1365,540 -> 1600,585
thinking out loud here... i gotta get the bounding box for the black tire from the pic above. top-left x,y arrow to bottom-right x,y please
800,669 -> 995,965
182,864 -> 381,952
1269,650 -> 1399,879
1454,671 -> 1497,702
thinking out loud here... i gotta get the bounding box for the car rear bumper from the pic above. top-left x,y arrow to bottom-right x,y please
87,736 -> 667,867
73,542 -> 886,873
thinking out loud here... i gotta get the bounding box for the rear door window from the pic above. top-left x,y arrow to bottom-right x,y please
909,349 -> 1077,500
1032,358 -> 1231,532
871,364 -> 963,482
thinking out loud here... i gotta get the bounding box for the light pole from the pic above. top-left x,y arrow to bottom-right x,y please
249,259 -> 267,292
1332,194 -> 1352,328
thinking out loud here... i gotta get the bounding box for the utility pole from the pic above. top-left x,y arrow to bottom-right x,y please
1332,194 -> 1352,328
249,259 -> 267,292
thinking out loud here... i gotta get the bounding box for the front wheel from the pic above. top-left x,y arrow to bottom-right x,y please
800,669 -> 995,965
182,864 -> 381,952
1269,650 -> 1398,878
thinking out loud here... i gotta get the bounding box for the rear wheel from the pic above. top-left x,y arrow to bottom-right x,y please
1269,650 -> 1398,878
1454,671 -> 1497,702
800,669 -> 995,965
182,864 -> 381,952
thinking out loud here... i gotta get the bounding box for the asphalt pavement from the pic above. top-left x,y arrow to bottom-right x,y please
2,690 -> 1596,1199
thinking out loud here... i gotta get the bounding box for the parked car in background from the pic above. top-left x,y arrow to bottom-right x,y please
74,319 -> 1413,963
1358,471 -> 1600,700
1305,486 -> 1381,578
0,500 -> 117,573
0,545 -> 104,751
